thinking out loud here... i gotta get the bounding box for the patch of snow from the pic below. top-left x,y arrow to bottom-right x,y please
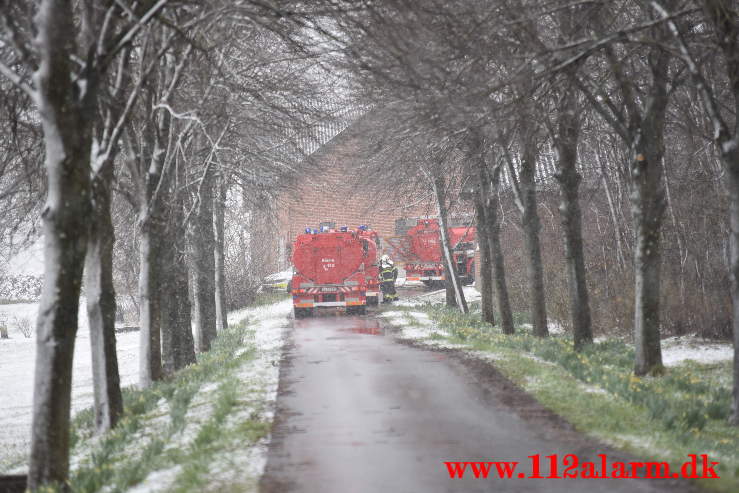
466,350 -> 507,362
660,336 -> 733,366
548,322 -> 566,335
124,298 -> 291,491
399,327 -> 436,339
377,310 -> 412,327
0,299 -> 140,472
396,286 -> 481,308
0,299 -> 292,474
580,383 -> 610,396
407,311 -> 431,323
522,353 -> 557,366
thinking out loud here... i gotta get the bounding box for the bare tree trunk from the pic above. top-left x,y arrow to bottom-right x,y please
160,241 -> 196,373
173,237 -> 196,368
631,162 -> 665,375
29,2 -> 93,487
432,173 -> 467,313
161,176 -> 196,372
160,239 -> 178,376
488,168 -> 515,334
518,120 -> 549,337
190,168 -> 218,352
469,130 -> 495,324
553,90 -> 593,350
85,161 -> 123,430
138,211 -> 163,386
631,50 -> 669,376
728,166 -> 739,424
136,119 -> 167,387
474,189 -> 495,324
213,175 -> 228,331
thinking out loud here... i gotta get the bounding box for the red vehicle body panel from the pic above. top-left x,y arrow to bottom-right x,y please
290,229 -> 369,314
292,232 -> 365,284
407,219 -> 443,262
404,219 -> 476,284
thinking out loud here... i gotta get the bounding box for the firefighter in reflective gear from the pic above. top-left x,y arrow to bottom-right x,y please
379,255 -> 398,303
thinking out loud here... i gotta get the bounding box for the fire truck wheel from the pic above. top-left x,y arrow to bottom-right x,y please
294,307 -> 312,318
366,296 -> 378,306
347,305 -> 367,315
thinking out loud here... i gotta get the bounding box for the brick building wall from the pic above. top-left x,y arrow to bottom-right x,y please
277,113 -> 435,266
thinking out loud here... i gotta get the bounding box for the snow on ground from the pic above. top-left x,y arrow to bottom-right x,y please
203,301 -> 291,488
388,286 -> 733,368
0,300 -> 140,471
0,298 -> 292,474
378,309 -> 466,348
661,336 -> 733,366
104,298 -> 292,492
395,285 -> 480,307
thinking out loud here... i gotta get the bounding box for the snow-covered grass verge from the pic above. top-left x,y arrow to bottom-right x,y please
23,295 -> 290,493
381,293 -> 738,492
0,300 -> 141,474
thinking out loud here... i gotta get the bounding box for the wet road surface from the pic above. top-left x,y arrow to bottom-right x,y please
260,311 -> 700,493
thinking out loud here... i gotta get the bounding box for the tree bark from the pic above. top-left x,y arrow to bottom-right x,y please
138,209 -> 163,386
160,240 -> 178,376
728,165 -> 739,424
173,238 -> 196,368
161,182 -> 196,372
213,175 -> 228,332
474,189 -> 495,324
190,167 -> 218,352
553,92 -> 593,350
487,167 -> 515,334
85,160 -> 123,430
28,1 -> 93,487
518,118 -> 549,337
630,49 -> 669,376
136,114 -> 167,387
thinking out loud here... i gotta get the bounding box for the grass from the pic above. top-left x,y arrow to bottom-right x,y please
246,290 -> 290,308
389,302 -> 739,492
57,304 -> 282,493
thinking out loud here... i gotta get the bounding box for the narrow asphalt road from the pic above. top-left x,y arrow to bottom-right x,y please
259,310 -> 701,493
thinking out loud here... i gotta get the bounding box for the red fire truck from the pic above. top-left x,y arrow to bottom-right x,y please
403,218 -> 476,287
290,226 -> 371,317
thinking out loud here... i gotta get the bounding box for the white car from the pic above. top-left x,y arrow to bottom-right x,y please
262,268 -> 294,292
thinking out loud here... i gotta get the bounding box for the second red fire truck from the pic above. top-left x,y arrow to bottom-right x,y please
403,218 -> 476,287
